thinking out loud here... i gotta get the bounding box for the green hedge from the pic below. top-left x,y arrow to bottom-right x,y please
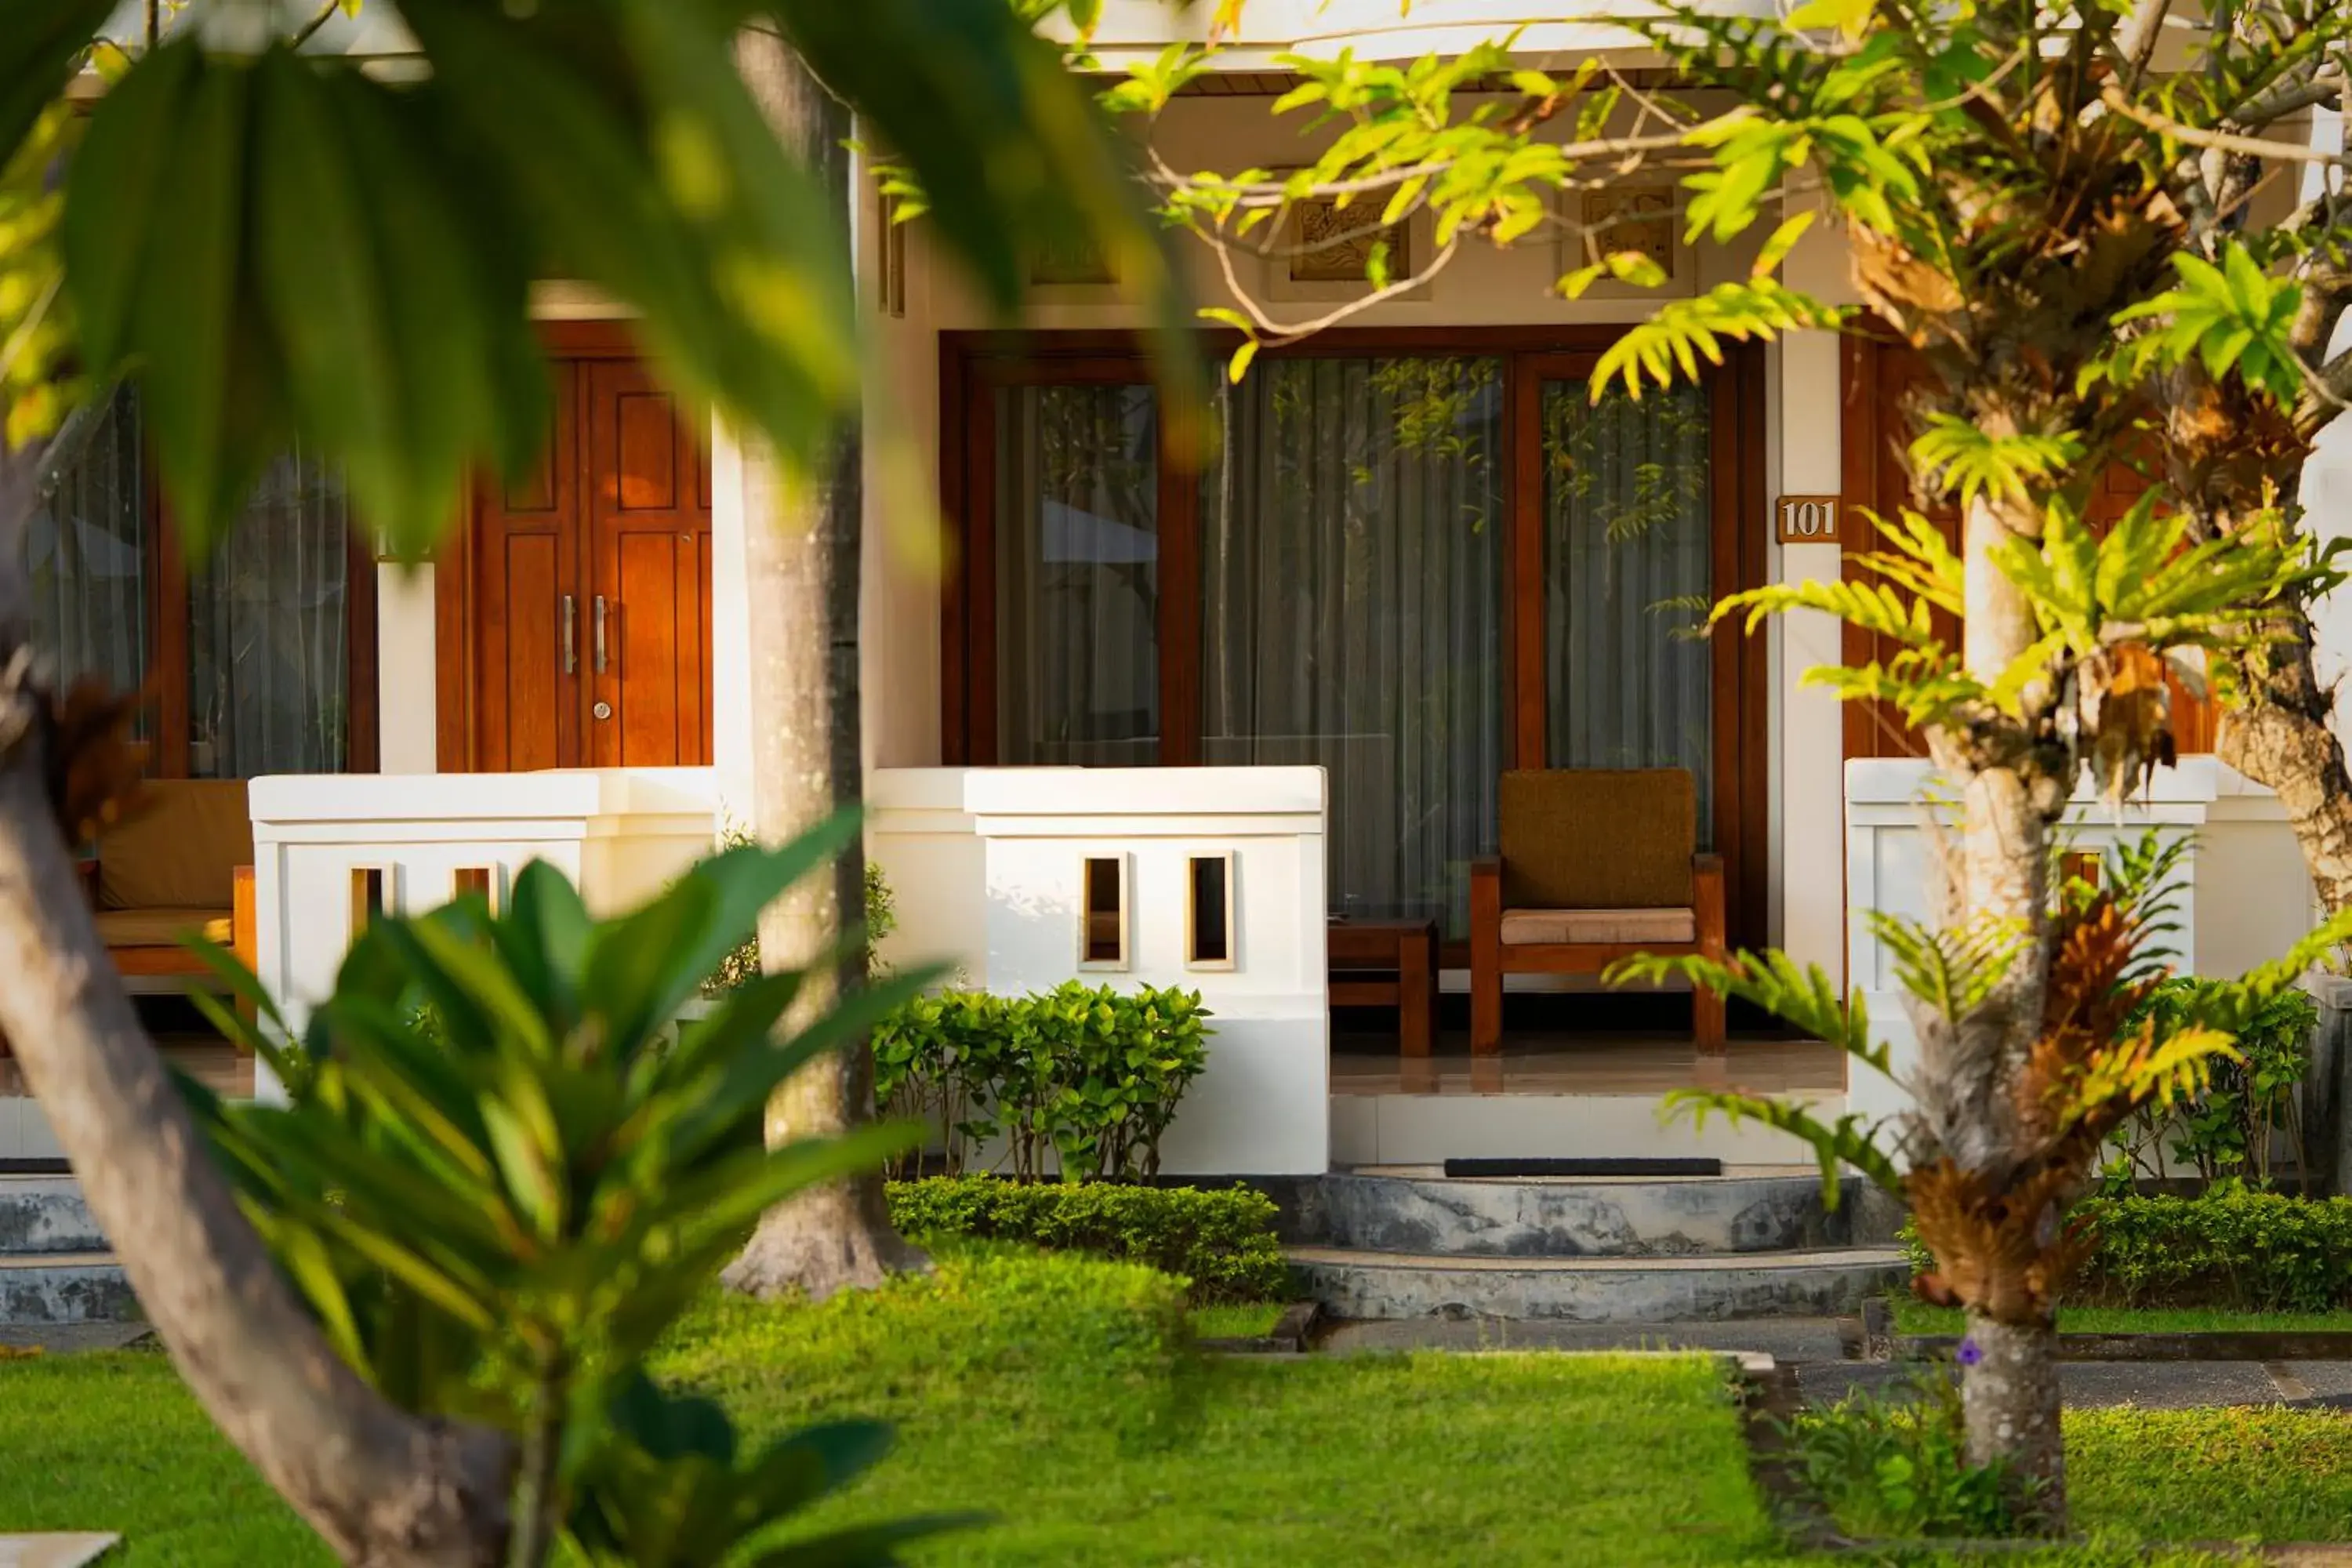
886,1176 -> 1290,1304
1904,1189 -> 2352,1312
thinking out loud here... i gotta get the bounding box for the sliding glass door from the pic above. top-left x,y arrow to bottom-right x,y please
993,381 -> 1163,765
1537,371 -> 1718,843
1202,356 -> 1504,934
949,333 -> 1766,943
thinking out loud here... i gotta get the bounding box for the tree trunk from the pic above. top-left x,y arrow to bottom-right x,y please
720,34 -> 927,1301
0,441 -> 514,1565
1962,1315 -> 2066,1523
2219,625 -> 2352,919
1951,493 -> 2067,1522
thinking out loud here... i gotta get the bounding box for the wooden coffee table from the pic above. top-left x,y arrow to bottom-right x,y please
1328,916 -> 1439,1056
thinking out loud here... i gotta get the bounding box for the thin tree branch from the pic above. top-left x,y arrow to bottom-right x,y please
2102,84 -> 2352,165
2113,0 -> 2175,89
1203,228 -> 1461,346
290,0 -> 343,49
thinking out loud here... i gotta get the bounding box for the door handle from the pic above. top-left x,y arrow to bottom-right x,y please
561,595 -> 576,675
593,595 -> 608,673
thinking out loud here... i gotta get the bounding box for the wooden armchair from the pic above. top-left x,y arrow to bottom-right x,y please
1469,768 -> 1725,1056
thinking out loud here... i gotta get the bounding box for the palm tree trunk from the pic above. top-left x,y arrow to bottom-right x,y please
1952,492 -> 2066,1523
720,31 -> 927,1301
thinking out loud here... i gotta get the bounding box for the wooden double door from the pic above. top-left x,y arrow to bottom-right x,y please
440,348 -> 714,771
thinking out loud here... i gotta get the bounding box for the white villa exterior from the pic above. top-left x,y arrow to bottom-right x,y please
13,3 -> 2352,1178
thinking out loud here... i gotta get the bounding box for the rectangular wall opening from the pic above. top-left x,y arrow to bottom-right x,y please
1081,854 -> 1128,969
350,866 -> 389,937
453,866 -> 501,912
1187,853 -> 1234,969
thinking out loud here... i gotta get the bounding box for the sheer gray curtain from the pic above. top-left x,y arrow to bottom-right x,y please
188,447 -> 353,777
1203,357 -> 1504,935
1542,378 -> 1714,840
26,388 -> 147,702
995,383 -> 1161,765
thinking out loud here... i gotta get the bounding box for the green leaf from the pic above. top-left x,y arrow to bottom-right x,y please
125,49 -> 274,557
0,0 -> 115,172
58,31 -> 199,375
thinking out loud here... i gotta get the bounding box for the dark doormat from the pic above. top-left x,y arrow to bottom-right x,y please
1441,1157 -> 1723,1178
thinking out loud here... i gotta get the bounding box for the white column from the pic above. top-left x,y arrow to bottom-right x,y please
707,418 -> 758,834
376,562 -> 437,773
1774,199 -> 1857,978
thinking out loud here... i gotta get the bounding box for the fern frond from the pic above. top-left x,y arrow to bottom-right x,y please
1592,278 -> 1848,397
1609,948 -> 1887,1073
1711,578 -> 1935,644
1663,1090 -> 1904,1203
1867,910 -> 2026,1025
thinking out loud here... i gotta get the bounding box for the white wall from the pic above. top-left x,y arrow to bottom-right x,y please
869,766 -> 1330,1174
1843,759 -> 2319,1124
246,769 -> 720,1057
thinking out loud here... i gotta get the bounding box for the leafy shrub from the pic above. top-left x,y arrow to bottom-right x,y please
183,823 -> 943,1567
1782,1367 -> 2029,1539
874,982 -> 1213,1182
885,1175 -> 1289,1303
704,822 -> 898,996
655,1248 -> 1197,1452
1902,1188 -> 2352,1312
2105,978 -> 2320,1189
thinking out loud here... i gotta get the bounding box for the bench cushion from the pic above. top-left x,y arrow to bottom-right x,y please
1499,907 -> 1697,946
1497,768 -> 1695,909
95,907 -> 235,949
97,780 -> 252,912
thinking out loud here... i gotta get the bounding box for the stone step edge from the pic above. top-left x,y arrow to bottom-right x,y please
0,1252 -> 117,1271
1288,1245 -> 1907,1274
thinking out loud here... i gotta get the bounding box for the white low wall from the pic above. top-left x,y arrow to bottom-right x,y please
1845,757 -> 2317,1123
869,766 -> 1331,1176
248,768 -> 721,1047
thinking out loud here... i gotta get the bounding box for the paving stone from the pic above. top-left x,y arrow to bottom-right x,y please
1319,1316 -> 1850,1361
0,1534 -> 121,1567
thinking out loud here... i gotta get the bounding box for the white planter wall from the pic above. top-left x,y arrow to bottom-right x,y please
1845,757 -> 2317,1124
869,766 -> 1330,1175
247,768 -> 721,1053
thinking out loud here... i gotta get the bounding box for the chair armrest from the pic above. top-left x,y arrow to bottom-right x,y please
233,865 -> 258,970
1690,855 -> 1726,956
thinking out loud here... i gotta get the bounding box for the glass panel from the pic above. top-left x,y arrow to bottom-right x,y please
24,388 -> 147,708
1202,357 -> 1504,936
189,446 -> 354,777
994,383 -> 1160,764
1541,377 -> 1714,843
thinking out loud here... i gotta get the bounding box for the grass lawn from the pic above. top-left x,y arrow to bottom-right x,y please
0,1254 -> 2343,1567
1892,1301 -> 2352,1334
1185,1301 -> 1286,1339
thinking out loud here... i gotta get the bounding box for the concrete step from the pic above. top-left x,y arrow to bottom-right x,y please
1316,1165 -> 1896,1258
0,1177 -> 105,1256
0,1254 -> 137,1325
1290,1243 -> 1907,1323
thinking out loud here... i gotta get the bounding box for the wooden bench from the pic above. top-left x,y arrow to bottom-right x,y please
88,779 -> 257,997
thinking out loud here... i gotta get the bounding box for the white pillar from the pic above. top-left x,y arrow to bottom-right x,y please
1774,198 -> 1858,978
707,419 -> 758,834
376,562 -> 437,773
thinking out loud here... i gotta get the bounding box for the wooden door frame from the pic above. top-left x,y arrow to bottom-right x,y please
436,318 -> 642,771
939,325 -> 1773,945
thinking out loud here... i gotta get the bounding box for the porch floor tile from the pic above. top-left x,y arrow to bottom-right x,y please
1330,1033 -> 1845,1097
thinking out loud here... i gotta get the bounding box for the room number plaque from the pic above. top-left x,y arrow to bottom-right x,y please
1774,494 -> 1844,544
